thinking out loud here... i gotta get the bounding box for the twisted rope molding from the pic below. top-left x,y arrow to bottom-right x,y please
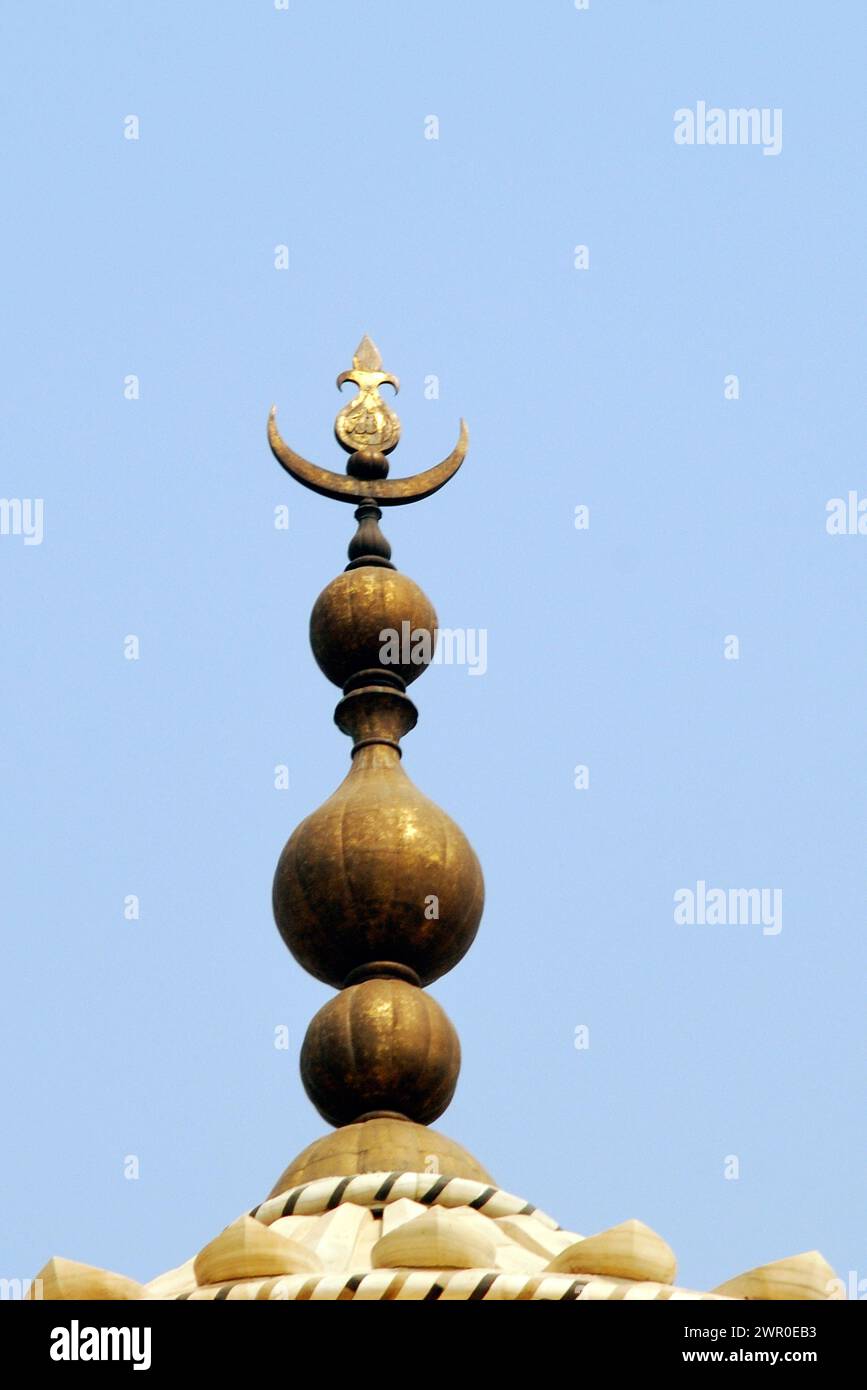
250,1171 -> 561,1230
178,1270 -> 721,1302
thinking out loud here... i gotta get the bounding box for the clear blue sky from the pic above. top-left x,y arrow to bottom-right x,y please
2,1 -> 864,1295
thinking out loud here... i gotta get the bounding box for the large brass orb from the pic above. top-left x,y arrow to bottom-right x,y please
273,745 -> 484,987
268,1117 -> 494,1197
300,978 -> 460,1127
310,565 -> 437,688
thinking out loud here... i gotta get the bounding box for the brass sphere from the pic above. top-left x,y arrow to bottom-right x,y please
300,978 -> 460,1128
267,1117 -> 494,1197
310,565 -> 437,689
273,745 -> 484,987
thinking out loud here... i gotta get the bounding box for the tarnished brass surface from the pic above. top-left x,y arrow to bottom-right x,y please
269,407 -> 468,506
300,978 -> 460,1128
268,1118 -> 494,1196
334,686 -> 418,751
273,743 -> 484,988
310,565 -> 437,689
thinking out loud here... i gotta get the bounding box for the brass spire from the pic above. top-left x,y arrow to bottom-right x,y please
267,339 -> 491,1190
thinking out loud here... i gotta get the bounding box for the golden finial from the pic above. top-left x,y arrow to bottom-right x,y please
267,336 -> 468,503
335,334 -> 401,457
267,340 -> 487,1186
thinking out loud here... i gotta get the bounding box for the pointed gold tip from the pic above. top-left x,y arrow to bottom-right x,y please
353,334 -> 383,372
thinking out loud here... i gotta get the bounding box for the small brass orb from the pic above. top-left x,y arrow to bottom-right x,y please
273,749 -> 484,987
310,566 -> 437,689
346,447 -> 389,480
300,979 -> 460,1128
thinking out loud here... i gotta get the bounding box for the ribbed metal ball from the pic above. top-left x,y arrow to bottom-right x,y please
310,565 -> 437,689
272,746 -> 484,988
300,978 -> 461,1128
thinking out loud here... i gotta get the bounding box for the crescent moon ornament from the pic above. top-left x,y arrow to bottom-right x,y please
269,408 -> 468,506
267,336 -> 468,508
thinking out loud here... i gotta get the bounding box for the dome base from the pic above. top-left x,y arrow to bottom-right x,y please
268,1118 -> 493,1197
